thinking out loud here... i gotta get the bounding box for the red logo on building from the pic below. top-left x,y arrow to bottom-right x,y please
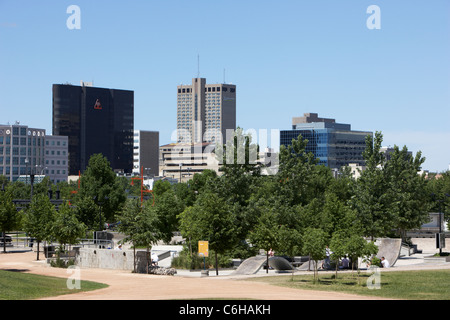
94,99 -> 102,110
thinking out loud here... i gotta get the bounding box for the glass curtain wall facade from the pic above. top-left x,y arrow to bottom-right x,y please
53,84 -> 134,175
280,125 -> 371,170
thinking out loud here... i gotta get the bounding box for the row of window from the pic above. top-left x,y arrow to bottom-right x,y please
45,159 -> 67,165
46,150 -> 67,156
0,156 -> 67,166
178,87 -> 236,95
1,147 -> 31,156
178,86 -> 235,94
46,140 -> 67,146
0,136 -> 45,146
0,167 -> 67,176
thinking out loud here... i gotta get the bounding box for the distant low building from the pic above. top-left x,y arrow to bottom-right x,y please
280,113 -> 372,170
380,146 -> 413,161
347,163 -> 365,179
159,142 -> 219,182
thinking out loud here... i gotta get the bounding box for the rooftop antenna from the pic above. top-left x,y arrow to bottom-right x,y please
223,68 -> 226,84
197,54 -> 200,78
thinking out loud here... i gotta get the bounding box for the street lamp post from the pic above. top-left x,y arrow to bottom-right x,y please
25,158 -> 29,185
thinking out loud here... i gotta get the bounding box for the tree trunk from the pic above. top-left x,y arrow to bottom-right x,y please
291,255 -> 295,281
215,251 -> 219,276
335,259 -> 338,280
2,232 -> 6,253
133,245 -> 136,273
314,260 -> 318,283
266,252 -> 269,274
146,247 -> 150,274
36,241 -> 40,261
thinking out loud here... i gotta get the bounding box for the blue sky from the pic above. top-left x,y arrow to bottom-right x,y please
1,0 -> 449,172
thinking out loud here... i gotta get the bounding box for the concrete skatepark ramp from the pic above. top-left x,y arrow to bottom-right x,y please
374,238 -> 402,267
294,238 -> 402,271
232,256 -> 294,275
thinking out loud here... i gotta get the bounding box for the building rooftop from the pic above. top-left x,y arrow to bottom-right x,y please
291,113 -> 351,130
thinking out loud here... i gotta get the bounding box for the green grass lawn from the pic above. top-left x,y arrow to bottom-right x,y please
246,269 -> 450,300
0,270 -> 108,300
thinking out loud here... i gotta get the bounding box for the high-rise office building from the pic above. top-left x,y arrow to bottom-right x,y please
132,130 -> 159,177
280,113 -> 371,170
44,135 -> 69,184
0,123 -> 46,182
52,82 -> 134,175
0,122 -> 69,183
177,78 -> 236,144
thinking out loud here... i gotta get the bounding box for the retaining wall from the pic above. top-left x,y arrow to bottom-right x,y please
74,248 -> 148,272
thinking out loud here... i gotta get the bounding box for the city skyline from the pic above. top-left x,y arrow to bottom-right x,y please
0,1 -> 449,172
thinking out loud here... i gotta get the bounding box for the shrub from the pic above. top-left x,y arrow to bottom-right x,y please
50,257 -> 75,269
171,247 -> 231,269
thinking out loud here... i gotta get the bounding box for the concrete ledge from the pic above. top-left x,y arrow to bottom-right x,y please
424,255 -> 450,263
75,248 -> 138,271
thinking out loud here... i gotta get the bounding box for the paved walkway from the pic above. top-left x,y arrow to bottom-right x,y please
0,250 -> 376,300
1,247 -> 449,300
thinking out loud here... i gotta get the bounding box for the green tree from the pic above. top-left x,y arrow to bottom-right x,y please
329,230 -> 350,279
187,169 -> 218,195
73,196 -> 99,230
178,191 -> 237,275
51,203 -> 86,254
151,188 -> 185,244
215,128 -> 261,244
277,134 -> 318,206
152,180 -> 172,197
384,145 -> 429,241
298,198 -> 331,233
345,235 -> 378,276
23,194 -> 56,260
277,225 -> 302,280
5,180 -> 29,200
248,209 -> 281,274
301,228 -> 327,283
75,154 -> 126,228
0,190 -> 21,253
116,198 -> 162,272
323,192 -> 361,237
351,132 -> 393,239
326,165 -> 356,203
427,171 -> 450,229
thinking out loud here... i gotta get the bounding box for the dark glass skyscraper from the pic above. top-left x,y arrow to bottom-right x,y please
52,83 -> 134,175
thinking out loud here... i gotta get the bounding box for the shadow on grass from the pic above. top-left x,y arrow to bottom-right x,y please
0,268 -> 30,273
